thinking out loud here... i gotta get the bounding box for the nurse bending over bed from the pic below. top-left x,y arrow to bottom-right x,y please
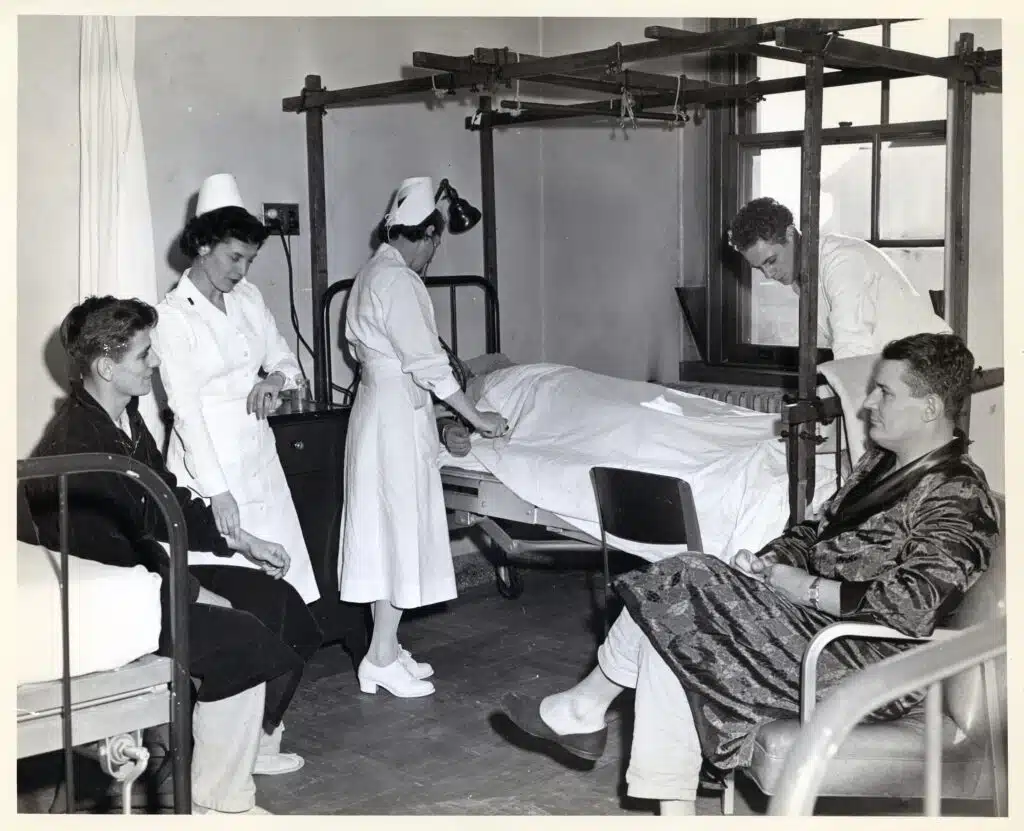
340,176 -> 507,699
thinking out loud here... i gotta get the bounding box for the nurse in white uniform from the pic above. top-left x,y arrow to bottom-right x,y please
151,174 -> 320,607
339,176 -> 508,698
728,197 -> 951,360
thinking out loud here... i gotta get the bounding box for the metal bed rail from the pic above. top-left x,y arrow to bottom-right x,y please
318,273 -> 500,406
18,453 -> 192,814
768,616 -> 1007,816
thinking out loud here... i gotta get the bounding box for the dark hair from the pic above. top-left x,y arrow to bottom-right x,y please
59,296 -> 158,380
179,206 -> 270,259
881,333 -> 975,421
729,197 -> 794,251
376,208 -> 446,245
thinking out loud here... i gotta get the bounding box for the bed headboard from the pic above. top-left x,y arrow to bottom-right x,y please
318,274 -> 500,406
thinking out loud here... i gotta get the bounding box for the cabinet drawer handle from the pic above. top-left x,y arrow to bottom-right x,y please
291,440 -> 305,451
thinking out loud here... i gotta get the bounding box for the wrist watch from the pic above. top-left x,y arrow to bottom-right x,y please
807,576 -> 823,610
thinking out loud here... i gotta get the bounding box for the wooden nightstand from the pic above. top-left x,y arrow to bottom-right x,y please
268,404 -> 367,662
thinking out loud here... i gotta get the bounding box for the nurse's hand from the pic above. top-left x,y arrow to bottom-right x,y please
247,373 -> 285,420
237,531 -> 291,579
475,411 -> 509,439
210,491 -> 241,539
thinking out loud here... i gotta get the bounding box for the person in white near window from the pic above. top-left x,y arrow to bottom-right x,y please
728,197 -> 951,360
150,173 -> 321,774
339,176 -> 508,698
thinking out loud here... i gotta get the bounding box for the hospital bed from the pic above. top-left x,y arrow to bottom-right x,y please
321,275 -> 843,599
17,454 -> 192,814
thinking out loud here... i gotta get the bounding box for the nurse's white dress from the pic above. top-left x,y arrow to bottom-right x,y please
151,272 -> 321,604
338,244 -> 460,610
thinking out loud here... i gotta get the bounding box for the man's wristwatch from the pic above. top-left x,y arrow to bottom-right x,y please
807,576 -> 823,610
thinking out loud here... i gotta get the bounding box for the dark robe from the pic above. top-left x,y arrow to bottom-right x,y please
614,437 -> 999,770
24,383 -> 321,715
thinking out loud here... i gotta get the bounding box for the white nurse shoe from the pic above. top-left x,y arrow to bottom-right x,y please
397,644 -> 434,680
358,656 -> 435,697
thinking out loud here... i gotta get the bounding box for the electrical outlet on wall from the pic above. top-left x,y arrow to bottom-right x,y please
262,203 -> 300,236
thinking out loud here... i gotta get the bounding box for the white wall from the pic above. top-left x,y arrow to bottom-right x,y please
538,17 -> 704,382
17,16 -> 82,456
951,19 -> 1003,491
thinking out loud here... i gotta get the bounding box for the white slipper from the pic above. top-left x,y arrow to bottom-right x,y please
253,752 -> 305,776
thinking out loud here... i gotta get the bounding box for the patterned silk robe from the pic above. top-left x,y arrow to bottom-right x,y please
614,437 -> 1000,770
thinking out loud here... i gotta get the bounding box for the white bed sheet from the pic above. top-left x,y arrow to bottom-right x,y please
17,540 -> 163,686
440,363 -> 837,563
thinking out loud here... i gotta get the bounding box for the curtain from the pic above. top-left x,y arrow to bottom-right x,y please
79,15 -> 163,442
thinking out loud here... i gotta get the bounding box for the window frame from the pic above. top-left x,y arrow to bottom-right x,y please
693,20 -> 948,378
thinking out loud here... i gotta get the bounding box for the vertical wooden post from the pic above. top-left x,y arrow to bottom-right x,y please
478,95 -> 499,295
304,75 -> 331,405
792,51 -> 825,525
945,33 -> 975,435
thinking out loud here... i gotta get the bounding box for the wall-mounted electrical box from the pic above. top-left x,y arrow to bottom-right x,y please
262,203 -> 300,236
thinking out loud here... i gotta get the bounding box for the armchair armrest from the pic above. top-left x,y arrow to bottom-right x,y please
800,622 -> 957,723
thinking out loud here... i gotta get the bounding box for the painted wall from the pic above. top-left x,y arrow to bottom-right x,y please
134,16 -> 543,399
17,16 -> 82,457
537,17 -> 706,382
951,19 -> 1003,491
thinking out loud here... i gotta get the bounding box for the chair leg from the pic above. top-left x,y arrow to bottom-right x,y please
722,772 -> 736,815
602,546 -> 612,637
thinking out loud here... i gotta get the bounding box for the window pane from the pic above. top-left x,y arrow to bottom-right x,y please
882,247 -> 945,296
879,141 -> 947,239
748,143 -> 872,238
745,142 -> 870,347
755,22 -> 883,132
888,18 -> 950,123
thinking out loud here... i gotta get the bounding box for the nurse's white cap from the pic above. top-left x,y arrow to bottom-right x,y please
196,173 -> 246,217
385,176 -> 436,228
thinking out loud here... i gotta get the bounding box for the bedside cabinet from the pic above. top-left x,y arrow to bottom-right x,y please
269,404 -> 368,662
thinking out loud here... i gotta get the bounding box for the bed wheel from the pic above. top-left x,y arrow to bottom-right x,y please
495,565 -> 524,599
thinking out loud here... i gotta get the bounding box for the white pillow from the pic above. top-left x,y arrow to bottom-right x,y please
817,353 -> 881,469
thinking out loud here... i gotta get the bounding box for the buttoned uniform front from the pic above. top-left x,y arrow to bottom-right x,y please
815,234 -> 951,360
151,271 -> 320,603
338,243 -> 460,610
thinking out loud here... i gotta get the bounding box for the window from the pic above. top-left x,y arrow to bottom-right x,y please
697,18 -> 950,374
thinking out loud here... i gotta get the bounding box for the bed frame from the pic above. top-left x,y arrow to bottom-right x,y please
17,454 -> 192,814
288,17 -> 1004,528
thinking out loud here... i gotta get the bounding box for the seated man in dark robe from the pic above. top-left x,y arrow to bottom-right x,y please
24,296 -> 323,815
498,332 -> 999,816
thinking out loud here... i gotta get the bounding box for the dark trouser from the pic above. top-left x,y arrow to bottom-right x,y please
170,566 -> 322,731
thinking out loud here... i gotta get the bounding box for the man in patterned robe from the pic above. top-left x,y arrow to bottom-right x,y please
499,332 -> 999,816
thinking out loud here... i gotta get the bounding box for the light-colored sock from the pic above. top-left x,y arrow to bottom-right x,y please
660,799 -> 697,816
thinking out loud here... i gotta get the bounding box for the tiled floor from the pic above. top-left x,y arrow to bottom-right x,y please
17,564 -> 996,816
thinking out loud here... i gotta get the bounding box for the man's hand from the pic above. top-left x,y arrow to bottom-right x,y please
225,529 -> 291,579
441,420 -> 473,457
764,563 -> 814,605
730,549 -> 778,582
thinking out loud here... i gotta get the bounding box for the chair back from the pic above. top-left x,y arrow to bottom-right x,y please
589,467 -> 704,551
942,492 -> 1005,738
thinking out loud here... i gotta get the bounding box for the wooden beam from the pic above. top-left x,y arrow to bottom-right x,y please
645,22 -> 905,70
282,69 -> 491,112
483,19 -> 902,81
303,75 -> 331,404
794,52 -> 826,524
776,27 -> 1002,87
499,99 -> 684,123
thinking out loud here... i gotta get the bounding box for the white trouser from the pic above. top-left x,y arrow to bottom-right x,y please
191,683 -> 265,813
597,610 -> 703,801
